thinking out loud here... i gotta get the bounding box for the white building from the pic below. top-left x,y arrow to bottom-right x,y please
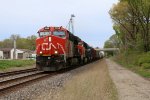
0,48 -> 34,59
10,48 -> 24,59
0,50 -> 3,59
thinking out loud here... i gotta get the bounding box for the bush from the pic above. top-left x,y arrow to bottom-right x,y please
113,51 -> 150,78
141,63 -> 150,69
138,53 -> 150,66
146,51 -> 150,55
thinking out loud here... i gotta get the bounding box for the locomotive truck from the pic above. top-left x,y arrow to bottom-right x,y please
36,26 -> 101,71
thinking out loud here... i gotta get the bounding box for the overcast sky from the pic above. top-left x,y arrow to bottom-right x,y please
0,0 -> 118,48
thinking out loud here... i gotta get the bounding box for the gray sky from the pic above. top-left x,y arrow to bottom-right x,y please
0,0 -> 118,48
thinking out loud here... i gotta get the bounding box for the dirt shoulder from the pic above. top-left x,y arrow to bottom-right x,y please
106,59 -> 150,100
36,59 -> 118,100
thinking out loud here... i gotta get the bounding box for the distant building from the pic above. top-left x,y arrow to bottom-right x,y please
0,50 -> 3,59
0,48 -> 35,59
1,48 -> 11,59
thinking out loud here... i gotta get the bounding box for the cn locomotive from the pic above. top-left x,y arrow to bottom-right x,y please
36,26 -> 101,71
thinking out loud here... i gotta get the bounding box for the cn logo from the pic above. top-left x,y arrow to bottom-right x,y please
42,43 -> 56,50
41,43 -> 66,54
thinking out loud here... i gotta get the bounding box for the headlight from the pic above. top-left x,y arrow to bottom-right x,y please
40,51 -> 42,54
49,37 -> 51,42
54,51 -> 58,54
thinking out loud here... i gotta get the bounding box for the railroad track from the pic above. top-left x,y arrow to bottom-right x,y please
0,68 -> 38,78
0,65 -> 80,96
0,71 -> 54,96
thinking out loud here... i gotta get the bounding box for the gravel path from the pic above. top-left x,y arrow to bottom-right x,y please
106,59 -> 150,100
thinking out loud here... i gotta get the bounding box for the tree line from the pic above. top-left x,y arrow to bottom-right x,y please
105,0 -> 150,52
0,35 -> 37,50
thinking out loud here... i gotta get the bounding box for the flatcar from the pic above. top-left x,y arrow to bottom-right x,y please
36,26 -> 101,71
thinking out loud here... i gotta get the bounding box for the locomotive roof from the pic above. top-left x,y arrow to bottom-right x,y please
38,26 -> 92,49
38,26 -> 68,33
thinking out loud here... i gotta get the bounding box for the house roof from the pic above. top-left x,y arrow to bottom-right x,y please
18,49 -> 35,53
0,48 -> 12,52
0,48 -> 35,53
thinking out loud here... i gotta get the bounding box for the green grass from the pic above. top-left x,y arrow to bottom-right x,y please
113,51 -> 150,78
0,60 -> 35,70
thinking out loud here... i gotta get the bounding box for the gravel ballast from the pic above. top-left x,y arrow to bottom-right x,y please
0,71 -> 72,100
0,71 -> 40,82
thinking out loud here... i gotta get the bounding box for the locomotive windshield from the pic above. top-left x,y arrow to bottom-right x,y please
39,32 -> 50,37
53,31 -> 66,38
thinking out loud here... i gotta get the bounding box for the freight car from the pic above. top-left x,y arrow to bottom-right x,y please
36,26 -> 101,71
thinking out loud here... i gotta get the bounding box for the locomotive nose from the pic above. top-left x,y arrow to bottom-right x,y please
40,36 -> 61,55
36,34 -> 66,56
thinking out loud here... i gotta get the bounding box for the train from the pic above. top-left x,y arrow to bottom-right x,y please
36,26 -> 102,71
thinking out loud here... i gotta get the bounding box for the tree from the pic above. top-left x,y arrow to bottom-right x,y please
128,0 -> 150,51
104,34 -> 120,56
0,35 -> 37,50
109,0 -> 150,52
1,39 -> 13,48
26,35 -> 37,50
104,34 -> 120,48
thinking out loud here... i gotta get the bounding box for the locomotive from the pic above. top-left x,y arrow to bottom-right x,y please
36,26 -> 101,71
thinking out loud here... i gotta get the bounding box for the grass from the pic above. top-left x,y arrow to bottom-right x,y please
0,60 -> 35,70
112,51 -> 150,78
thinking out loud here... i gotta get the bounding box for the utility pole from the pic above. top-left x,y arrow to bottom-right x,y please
12,35 -> 17,59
